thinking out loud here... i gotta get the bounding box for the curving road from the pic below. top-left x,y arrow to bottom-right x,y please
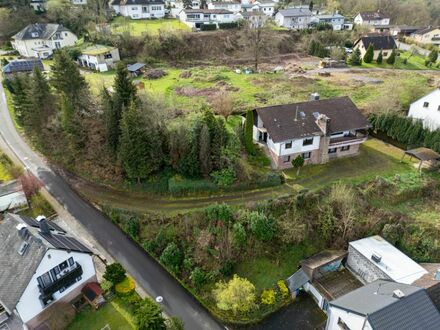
0,82 -> 223,329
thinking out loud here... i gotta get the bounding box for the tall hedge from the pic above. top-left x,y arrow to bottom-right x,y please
218,22 -> 238,29
244,110 -> 255,155
200,24 -> 217,31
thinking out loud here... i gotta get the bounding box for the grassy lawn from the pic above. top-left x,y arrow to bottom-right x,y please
359,51 -> 439,70
235,241 -> 321,291
67,297 -> 136,330
283,139 -> 416,189
0,153 -> 13,182
111,17 -> 190,36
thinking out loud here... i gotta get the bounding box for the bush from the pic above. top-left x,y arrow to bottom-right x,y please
125,217 -> 140,239
205,203 -> 234,224
115,276 -> 136,295
144,69 -> 167,80
248,211 -> 276,241
218,22 -> 238,29
277,280 -> 289,297
220,260 -> 235,277
168,176 -> 218,195
363,43 -> 374,63
191,267 -> 206,289
386,49 -> 396,65
244,110 -> 255,155
211,168 -> 236,187
261,289 -> 276,305
212,275 -> 256,314
232,222 -> 247,246
200,24 -> 217,31
135,298 -> 166,330
377,50 -> 383,64
160,242 -> 183,273
166,317 -> 184,330
103,263 -> 126,285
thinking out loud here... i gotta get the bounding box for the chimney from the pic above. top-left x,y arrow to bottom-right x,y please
392,289 -> 405,299
435,268 -> 440,281
316,114 -> 330,135
371,253 -> 382,263
16,223 -> 29,240
36,215 -> 51,235
310,92 -> 320,101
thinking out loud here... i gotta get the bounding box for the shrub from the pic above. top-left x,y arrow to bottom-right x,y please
261,289 -> 276,305
347,48 -> 362,65
377,50 -> 383,64
211,168 -> 236,187
125,217 -> 140,239
363,43 -> 374,63
115,276 -> 136,295
168,176 -> 218,195
100,280 -> 113,293
386,49 -> 396,65
200,24 -> 217,31
166,317 -> 184,330
244,110 -> 255,155
232,222 -> 247,246
144,69 -> 167,80
135,298 -> 166,330
103,263 -> 126,285
218,22 -> 238,29
220,260 -> 235,277
248,211 -> 276,241
205,203 -> 234,224
212,275 -> 256,314
160,242 -> 183,273
277,280 -> 289,297
291,155 -> 304,175
191,267 -> 206,289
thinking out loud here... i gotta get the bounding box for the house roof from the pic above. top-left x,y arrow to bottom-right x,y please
414,263 -> 440,289
184,8 -> 233,14
355,35 -> 397,50
0,180 -> 23,198
81,44 -> 116,56
392,25 -> 420,33
116,0 -> 164,5
413,26 -> 440,35
316,14 -> 345,20
301,250 -> 347,273
209,1 -> 240,5
278,8 -> 312,17
12,23 -> 71,41
82,282 -> 103,301
313,268 -> 363,301
2,59 -> 44,74
286,269 -> 310,292
405,147 -> 440,161
330,280 -> 440,330
0,214 -> 46,313
254,96 -> 370,143
349,235 -> 428,284
358,11 -> 390,21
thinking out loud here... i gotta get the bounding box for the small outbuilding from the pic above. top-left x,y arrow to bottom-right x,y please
127,63 -> 145,77
403,147 -> 440,171
81,282 -> 105,309
2,59 -> 44,77
0,180 -> 27,212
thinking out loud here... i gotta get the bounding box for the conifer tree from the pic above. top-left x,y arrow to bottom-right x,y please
60,93 -> 76,136
10,75 -> 32,126
28,66 -> 52,132
376,50 -> 383,64
244,110 -> 255,155
386,49 -> 396,65
199,123 -> 212,177
363,43 -> 374,63
101,87 -> 119,153
427,49 -> 438,65
348,48 -> 362,66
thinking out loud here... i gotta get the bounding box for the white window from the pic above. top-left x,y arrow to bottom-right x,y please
285,142 -> 292,149
132,6 -> 138,10
283,155 -> 291,163
303,138 -> 313,146
328,148 -> 337,154
152,5 -> 161,10
423,102 -> 429,108
341,145 -> 350,151
302,152 -> 311,159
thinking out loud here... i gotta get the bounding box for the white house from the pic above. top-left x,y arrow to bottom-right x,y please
326,280 -> 440,330
354,11 -> 390,26
71,0 -> 87,5
252,95 -> 370,169
112,0 -> 165,19
0,214 -> 97,330
312,13 -> 346,30
407,88 -> 440,131
179,9 -> 238,29
353,35 -> 397,61
207,1 -> 241,14
77,45 -> 121,72
0,180 -> 27,212
11,23 -> 78,59
275,8 -> 313,29
30,0 -> 47,11
411,27 -> 440,46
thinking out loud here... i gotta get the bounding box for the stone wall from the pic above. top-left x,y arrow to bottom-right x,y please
346,245 -> 391,284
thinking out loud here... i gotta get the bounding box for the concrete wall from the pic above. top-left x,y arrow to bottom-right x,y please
346,245 -> 391,284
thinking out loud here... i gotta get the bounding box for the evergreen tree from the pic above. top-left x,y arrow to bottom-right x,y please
386,49 -> 396,65
363,43 -> 374,63
203,109 -> 228,171
309,0 -> 313,11
348,48 -> 362,65
376,50 -> 383,64
101,87 -> 119,153
427,49 -> 438,65
178,121 -> 201,177
244,110 -> 255,155
308,40 -> 317,56
199,123 -> 212,177
60,93 -> 77,136
28,66 -> 52,132
10,75 -> 32,126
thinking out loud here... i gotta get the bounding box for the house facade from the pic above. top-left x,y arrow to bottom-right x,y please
252,95 -> 370,169
275,8 -> 312,29
11,23 -> 78,59
112,0 -> 165,19
407,88 -> 440,131
313,13 -> 346,30
0,214 -> 96,330
354,11 -> 390,26
179,9 -> 237,28
207,1 -> 241,14
77,45 -> 121,72
411,27 -> 440,45
353,35 -> 396,60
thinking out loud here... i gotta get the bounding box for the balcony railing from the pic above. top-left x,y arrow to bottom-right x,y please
329,133 -> 367,146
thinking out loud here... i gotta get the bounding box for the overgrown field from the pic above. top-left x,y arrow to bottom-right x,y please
111,17 -> 190,36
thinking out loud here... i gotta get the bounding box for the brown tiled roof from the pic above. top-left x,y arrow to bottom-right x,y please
254,97 -> 370,143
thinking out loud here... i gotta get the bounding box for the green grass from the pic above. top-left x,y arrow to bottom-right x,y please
235,241 -> 321,291
19,193 -> 55,218
111,17 -> 190,36
67,297 -> 136,330
359,51 -> 439,70
283,139 -> 416,190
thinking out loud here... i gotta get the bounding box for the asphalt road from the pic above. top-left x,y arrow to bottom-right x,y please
0,82 -> 223,330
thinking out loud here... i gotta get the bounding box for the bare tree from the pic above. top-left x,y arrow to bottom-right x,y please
19,173 -> 43,199
211,91 -> 234,121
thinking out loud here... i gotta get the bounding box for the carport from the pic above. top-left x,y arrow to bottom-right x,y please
402,147 -> 440,172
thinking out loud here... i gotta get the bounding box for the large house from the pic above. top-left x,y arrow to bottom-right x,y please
77,45 -> 121,72
112,0 -> 165,19
252,95 -> 370,169
11,23 -> 78,59
0,214 -> 97,329
275,8 -> 313,29
407,88 -> 440,131
353,35 -> 397,61
312,13 -> 346,30
179,9 -> 238,29
354,11 -> 390,26
207,1 -> 241,14
411,27 -> 440,46
327,280 -> 440,330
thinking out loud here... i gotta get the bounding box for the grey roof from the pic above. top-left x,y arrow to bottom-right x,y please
358,11 -> 390,20
12,23 -> 71,41
127,63 -> 145,72
278,8 -> 312,17
413,26 -> 440,35
316,14 -> 344,20
255,96 -> 370,143
355,35 -> 397,50
0,180 -> 23,197
286,269 -> 309,292
0,214 -> 46,313
2,59 -> 44,74
330,280 -> 440,330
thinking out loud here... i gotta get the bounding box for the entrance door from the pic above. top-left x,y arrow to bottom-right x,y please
259,131 -> 267,143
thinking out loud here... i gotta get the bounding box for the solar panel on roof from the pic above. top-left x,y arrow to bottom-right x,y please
20,215 -> 66,233
39,232 -> 92,253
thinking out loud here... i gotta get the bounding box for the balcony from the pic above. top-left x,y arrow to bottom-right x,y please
329,133 -> 367,146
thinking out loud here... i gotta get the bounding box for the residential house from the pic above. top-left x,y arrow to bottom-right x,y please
2,58 -> 44,77
354,11 -> 390,26
11,23 -> 78,59
241,2 -> 260,13
407,88 -> 440,131
0,180 -> 27,212
312,13 -> 346,30
207,1 -> 241,14
0,214 -> 97,330
411,27 -> 440,46
179,9 -> 238,29
413,263 -> 440,311
112,0 -> 165,19
258,1 -> 275,17
353,35 -> 396,61
77,45 -> 121,72
390,25 -> 420,37
326,280 -> 440,330
71,0 -> 87,4
275,8 -> 313,29
252,95 -> 370,169
241,11 -> 268,28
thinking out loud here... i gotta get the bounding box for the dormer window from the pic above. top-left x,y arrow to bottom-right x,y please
437,105 -> 440,112
31,32 -> 39,38
423,102 -> 429,108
